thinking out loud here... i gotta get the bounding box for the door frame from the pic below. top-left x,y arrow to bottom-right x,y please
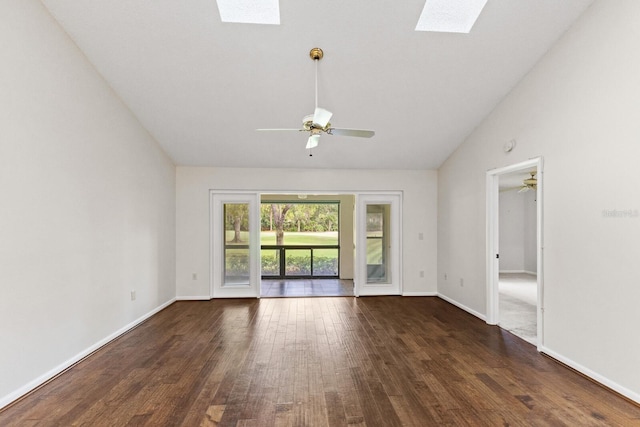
355,192 -> 403,296
210,191 -> 261,298
210,190 -> 403,298
486,157 -> 544,350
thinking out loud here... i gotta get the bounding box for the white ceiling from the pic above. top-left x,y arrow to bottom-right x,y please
41,0 -> 593,170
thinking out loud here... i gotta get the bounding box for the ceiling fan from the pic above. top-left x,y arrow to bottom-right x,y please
518,171 -> 537,193
257,48 -> 375,154
500,171 -> 537,193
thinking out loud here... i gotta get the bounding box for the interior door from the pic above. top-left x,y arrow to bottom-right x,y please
356,193 -> 402,296
211,192 -> 260,298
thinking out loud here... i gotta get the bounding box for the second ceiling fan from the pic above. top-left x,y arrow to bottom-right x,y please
257,48 -> 375,153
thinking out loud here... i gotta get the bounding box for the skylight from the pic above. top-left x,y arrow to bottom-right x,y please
216,0 -> 280,25
415,0 -> 487,33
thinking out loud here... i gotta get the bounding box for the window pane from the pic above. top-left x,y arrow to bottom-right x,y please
261,249 -> 280,276
224,203 -> 250,286
260,201 -> 340,278
285,249 -> 311,276
366,204 -> 390,283
260,203 -> 339,246
313,248 -> 339,276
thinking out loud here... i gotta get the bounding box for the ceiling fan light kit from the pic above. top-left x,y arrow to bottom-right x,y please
257,48 -> 375,155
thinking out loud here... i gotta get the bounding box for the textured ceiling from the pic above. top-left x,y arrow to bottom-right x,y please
42,0 -> 594,170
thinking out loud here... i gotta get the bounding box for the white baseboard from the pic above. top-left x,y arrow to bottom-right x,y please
437,293 -> 486,321
540,346 -> 640,404
403,291 -> 437,297
176,296 -> 210,301
0,298 -> 176,411
436,298 -> 640,404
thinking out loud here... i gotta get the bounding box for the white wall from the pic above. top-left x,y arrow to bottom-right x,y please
0,0 -> 176,407
438,0 -> 640,401
499,190 -> 525,271
499,189 -> 536,273
176,167 -> 437,298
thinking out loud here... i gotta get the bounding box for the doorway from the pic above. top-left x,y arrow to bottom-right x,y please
260,201 -> 340,279
259,195 -> 353,297
498,178 -> 537,344
211,191 -> 403,299
486,158 -> 543,349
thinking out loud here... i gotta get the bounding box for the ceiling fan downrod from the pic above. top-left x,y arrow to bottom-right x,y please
310,48 -> 323,110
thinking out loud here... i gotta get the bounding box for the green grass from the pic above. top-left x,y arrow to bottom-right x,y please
225,231 -> 338,245
260,231 -> 338,246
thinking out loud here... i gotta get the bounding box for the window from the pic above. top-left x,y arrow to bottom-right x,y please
260,202 -> 339,278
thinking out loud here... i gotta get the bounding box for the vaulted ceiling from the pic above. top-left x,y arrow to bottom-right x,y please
42,0 -> 593,170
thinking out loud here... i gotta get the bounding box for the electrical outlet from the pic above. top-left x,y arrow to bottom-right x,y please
131,290 -> 136,301
418,232 -> 424,240
444,273 -> 447,280
192,273 -> 198,280
460,278 -> 464,287
419,270 -> 424,278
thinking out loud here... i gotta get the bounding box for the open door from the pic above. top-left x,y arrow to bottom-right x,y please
356,193 -> 402,296
211,192 -> 260,298
486,158 -> 544,350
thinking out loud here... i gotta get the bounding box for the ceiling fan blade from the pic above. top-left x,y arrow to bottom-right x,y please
312,108 -> 332,128
256,128 -> 304,132
517,186 -> 530,193
306,135 -> 320,149
328,128 -> 375,138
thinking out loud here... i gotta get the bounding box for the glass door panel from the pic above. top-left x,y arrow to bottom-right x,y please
224,203 -> 250,286
356,193 -> 402,296
211,193 -> 260,298
366,204 -> 390,283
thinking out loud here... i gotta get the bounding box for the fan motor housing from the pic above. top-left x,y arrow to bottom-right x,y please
302,114 -> 330,132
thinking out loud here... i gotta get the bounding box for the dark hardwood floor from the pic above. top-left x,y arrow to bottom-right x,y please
2,297 -> 639,426
261,279 -> 354,297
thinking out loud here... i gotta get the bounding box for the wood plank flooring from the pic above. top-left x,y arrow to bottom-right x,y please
261,279 -> 354,297
2,297 -> 640,426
